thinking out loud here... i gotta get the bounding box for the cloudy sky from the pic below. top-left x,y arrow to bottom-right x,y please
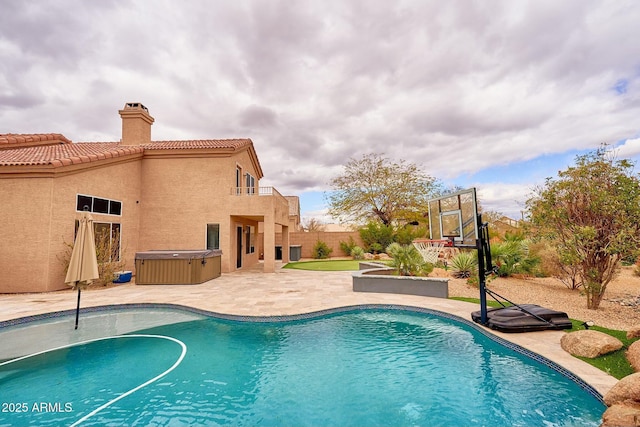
2,0 -> 639,222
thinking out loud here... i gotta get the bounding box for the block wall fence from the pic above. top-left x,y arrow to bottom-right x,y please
257,231 -> 364,260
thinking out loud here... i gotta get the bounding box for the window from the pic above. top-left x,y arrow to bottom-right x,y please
93,198 -> 109,214
76,194 -> 122,216
74,221 -> 121,262
236,167 -> 242,195
109,200 -> 122,216
77,195 -> 92,212
207,224 -> 220,250
246,173 -> 255,194
245,225 -> 255,254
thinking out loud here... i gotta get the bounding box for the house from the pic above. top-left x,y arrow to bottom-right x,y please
0,103 -> 298,293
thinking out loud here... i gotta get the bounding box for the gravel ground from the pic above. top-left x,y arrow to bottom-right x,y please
441,266 -> 640,331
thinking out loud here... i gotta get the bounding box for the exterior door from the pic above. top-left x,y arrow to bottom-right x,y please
236,226 -> 243,268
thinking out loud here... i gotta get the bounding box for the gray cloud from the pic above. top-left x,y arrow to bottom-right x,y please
1,0 -> 639,215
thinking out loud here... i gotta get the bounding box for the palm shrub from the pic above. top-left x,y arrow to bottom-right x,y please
491,238 -> 540,277
351,246 -> 365,260
450,251 -> 478,278
386,243 -> 433,276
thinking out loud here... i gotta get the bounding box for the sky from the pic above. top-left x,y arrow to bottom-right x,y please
1,0 -> 639,223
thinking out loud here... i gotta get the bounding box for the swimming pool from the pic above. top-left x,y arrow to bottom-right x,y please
0,306 -> 605,426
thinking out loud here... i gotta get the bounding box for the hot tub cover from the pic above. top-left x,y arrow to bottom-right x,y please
135,249 -> 223,260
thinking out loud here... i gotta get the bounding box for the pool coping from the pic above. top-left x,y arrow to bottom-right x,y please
0,302 -> 606,405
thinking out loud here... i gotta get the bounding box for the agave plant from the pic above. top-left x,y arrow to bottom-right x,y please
450,251 -> 478,278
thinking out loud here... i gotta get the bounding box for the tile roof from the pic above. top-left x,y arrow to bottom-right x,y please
0,142 -> 143,167
0,136 -> 254,169
0,133 -> 72,150
143,139 -> 253,150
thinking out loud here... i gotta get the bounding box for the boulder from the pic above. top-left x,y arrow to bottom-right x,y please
628,341 -> 640,372
627,326 -> 640,340
560,330 -> 623,358
604,373 -> 640,406
602,403 -> 640,427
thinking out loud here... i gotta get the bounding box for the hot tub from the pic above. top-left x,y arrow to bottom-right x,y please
135,249 -> 222,285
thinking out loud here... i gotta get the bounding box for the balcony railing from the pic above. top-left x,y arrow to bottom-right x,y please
230,186 -> 287,204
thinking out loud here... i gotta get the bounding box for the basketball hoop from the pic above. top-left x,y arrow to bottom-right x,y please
412,239 -> 448,264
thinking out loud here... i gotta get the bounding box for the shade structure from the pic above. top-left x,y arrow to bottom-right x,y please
66,211 -> 99,285
65,211 -> 99,329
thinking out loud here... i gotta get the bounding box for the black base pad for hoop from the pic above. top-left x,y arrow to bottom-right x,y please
471,304 -> 572,333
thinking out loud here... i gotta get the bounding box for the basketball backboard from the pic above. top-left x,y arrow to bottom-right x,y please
427,187 -> 479,247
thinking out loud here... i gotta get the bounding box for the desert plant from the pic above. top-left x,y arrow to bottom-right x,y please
386,243 -> 433,276
450,251 -> 478,279
393,225 -> 428,245
490,239 -> 539,277
313,240 -> 333,259
386,242 -> 403,257
339,236 -> 358,256
533,241 -> 583,289
359,221 -> 394,253
527,146 -> 640,309
351,246 -> 365,260
59,227 -> 126,287
369,242 -> 384,255
94,227 -> 126,286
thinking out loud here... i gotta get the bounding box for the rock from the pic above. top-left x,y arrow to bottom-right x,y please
628,326 -> 640,340
604,373 -> 640,406
602,403 -> 640,427
560,330 -> 623,358
628,341 -> 640,372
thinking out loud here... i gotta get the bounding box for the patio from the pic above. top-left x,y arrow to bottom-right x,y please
0,263 -> 617,396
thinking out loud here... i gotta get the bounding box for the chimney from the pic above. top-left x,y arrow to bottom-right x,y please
118,102 -> 154,145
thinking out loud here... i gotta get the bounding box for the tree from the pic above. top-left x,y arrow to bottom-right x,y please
303,217 -> 326,232
326,153 -> 441,225
526,146 -> 640,309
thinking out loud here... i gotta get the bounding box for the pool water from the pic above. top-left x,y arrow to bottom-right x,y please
0,309 -> 605,426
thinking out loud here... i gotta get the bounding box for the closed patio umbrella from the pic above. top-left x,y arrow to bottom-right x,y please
65,210 -> 100,329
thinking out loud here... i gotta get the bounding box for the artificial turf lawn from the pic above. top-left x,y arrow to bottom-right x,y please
283,259 -> 389,271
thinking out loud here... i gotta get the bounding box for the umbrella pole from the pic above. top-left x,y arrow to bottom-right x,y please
75,287 -> 81,330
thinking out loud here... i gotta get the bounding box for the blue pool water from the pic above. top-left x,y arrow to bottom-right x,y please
0,308 -> 605,426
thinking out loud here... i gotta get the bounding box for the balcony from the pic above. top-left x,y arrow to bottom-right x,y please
230,186 -> 287,204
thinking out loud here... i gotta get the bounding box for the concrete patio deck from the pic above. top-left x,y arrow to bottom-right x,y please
0,263 -> 618,396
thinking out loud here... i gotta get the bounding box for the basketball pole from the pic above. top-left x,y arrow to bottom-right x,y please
474,212 -> 496,325
476,213 -> 488,325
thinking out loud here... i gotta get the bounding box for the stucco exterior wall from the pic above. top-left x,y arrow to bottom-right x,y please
0,135 -> 291,292
0,178 -> 56,292
0,159 -> 143,293
138,148 -> 285,273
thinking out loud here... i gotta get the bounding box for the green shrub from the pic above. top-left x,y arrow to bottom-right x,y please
491,238 -> 540,277
451,251 -> 478,279
339,236 -> 358,256
351,246 -> 365,260
359,222 -> 394,253
313,240 -> 333,259
393,225 -> 428,245
386,243 -> 433,276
